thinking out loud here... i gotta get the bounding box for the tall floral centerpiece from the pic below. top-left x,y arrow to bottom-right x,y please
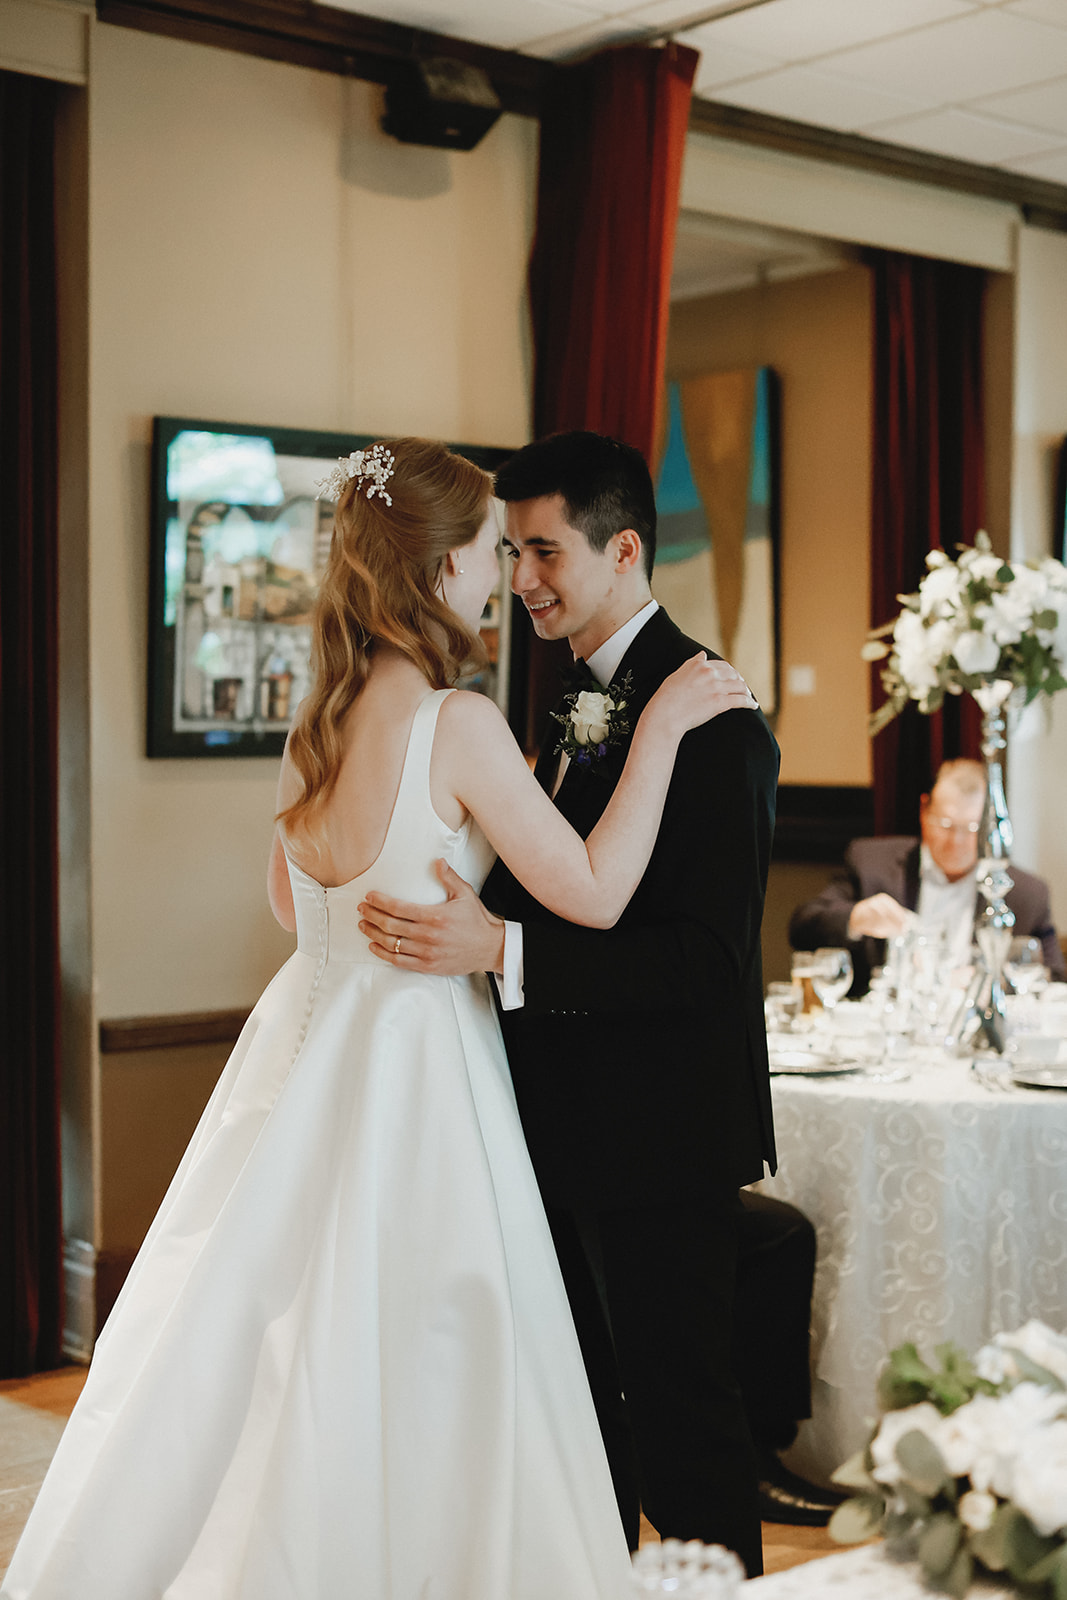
864,534 -> 1067,1046
830,1321 -> 1067,1600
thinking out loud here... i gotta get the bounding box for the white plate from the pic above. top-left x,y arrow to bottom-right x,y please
769,1052 -> 860,1076
1011,1065 -> 1067,1091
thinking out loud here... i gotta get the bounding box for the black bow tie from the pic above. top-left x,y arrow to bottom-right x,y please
560,658 -> 598,695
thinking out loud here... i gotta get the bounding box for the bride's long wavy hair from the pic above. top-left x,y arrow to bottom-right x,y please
279,437 -> 493,840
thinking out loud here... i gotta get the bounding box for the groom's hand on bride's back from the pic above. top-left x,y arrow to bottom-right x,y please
359,860 -> 505,976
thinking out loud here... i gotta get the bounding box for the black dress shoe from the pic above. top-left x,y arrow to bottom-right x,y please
757,1456 -> 846,1527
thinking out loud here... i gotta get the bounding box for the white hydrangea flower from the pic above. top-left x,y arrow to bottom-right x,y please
959,550 -> 1004,583
869,1402 -> 944,1487
986,1321 -> 1067,1388
1011,1418 -> 1067,1537
918,563 -> 964,618
953,631 -> 1002,676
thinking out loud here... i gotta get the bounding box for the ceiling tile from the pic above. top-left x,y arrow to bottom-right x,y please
676,29 -> 789,89
862,105 -> 1066,160
817,9 -> 1067,101
1002,142 -> 1067,178
710,62 -> 933,128
970,76 -> 1067,136
1007,0 -> 1067,29
686,0 -> 975,62
327,0 -> 610,52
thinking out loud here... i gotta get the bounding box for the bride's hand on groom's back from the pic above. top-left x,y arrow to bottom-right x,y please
645,653 -> 758,740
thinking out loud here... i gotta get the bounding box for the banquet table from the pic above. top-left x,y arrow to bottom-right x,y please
757,1047 -> 1067,1482
743,1545 -> 1013,1598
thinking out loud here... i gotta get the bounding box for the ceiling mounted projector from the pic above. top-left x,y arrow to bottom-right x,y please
382,56 -> 503,151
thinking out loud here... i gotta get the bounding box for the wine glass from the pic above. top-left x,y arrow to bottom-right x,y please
811,947 -> 853,1013
1004,936 -> 1049,997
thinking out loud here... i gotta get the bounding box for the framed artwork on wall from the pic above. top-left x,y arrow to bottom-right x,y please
652,367 -> 780,718
148,417 -> 516,758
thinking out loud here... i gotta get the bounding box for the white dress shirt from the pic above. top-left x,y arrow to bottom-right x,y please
496,600 -> 660,1010
916,844 -> 978,968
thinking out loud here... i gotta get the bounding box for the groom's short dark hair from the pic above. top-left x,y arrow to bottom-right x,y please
494,431 -> 657,576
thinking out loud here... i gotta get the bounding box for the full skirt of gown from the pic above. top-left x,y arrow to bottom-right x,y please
2,690 -> 631,1600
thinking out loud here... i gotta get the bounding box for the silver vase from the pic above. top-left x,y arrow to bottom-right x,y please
973,701 -> 1016,1052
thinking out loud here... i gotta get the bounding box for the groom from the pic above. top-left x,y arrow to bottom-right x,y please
360,431 -> 779,1575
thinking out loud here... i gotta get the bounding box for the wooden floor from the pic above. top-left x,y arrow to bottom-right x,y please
1,1367 -> 837,1578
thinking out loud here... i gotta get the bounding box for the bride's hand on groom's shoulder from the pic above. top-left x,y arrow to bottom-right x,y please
646,653 -> 758,739
358,860 -> 506,977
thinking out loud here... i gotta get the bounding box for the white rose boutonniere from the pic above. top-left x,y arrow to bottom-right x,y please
552,672 -> 634,775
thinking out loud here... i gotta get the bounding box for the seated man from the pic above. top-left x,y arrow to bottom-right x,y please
790,759 -> 1066,995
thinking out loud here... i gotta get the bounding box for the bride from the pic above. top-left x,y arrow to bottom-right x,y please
2,437 -> 755,1600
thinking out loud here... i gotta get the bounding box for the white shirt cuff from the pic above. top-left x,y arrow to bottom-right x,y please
493,920 -> 525,1011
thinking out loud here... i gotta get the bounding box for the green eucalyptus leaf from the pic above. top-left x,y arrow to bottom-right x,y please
1034,609 -> 1058,631
899,1483 -> 934,1520
969,1504 -> 1012,1572
1002,1347 -> 1067,1392
831,1449 -> 877,1492
1025,1544 -> 1065,1584
1051,1544 -> 1067,1600
896,1429 -> 948,1497
1004,1508 -> 1060,1582
943,1546 -> 974,1600
918,1512 -> 962,1577
828,1495 -> 884,1545
996,563 -> 1015,583
884,1509 -> 917,1545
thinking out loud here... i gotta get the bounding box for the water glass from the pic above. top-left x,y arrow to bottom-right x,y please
1005,936 -> 1049,997
811,947 -> 853,1012
764,981 -> 801,1033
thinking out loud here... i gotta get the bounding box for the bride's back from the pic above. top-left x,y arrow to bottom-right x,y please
274,436 -> 494,895
280,654 -> 465,889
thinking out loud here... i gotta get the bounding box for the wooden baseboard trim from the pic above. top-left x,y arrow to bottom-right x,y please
99,1008 -> 251,1053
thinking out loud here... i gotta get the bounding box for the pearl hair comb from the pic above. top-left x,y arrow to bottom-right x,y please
316,444 -> 396,506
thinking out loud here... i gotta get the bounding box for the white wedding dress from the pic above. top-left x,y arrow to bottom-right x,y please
2,690 -> 631,1600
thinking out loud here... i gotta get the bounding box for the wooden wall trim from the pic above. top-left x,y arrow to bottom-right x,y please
772,784 -> 873,864
99,1008 -> 252,1052
689,98 -> 1067,232
93,0 -> 550,115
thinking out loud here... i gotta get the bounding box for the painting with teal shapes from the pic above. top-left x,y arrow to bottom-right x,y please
652,367 -> 779,714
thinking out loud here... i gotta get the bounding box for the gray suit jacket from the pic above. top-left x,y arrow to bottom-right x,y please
789,835 -> 1066,994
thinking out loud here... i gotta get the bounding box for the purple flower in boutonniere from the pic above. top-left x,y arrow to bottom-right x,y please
551,673 -> 634,777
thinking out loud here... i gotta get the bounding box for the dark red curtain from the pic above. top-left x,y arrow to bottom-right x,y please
0,69 -> 64,1374
869,251 -> 986,834
519,42 -> 697,746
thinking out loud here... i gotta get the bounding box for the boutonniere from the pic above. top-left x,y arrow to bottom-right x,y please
551,673 -> 634,775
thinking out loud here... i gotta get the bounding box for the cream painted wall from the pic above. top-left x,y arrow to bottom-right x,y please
666,265 -> 873,787
88,23 -> 536,1018
1005,226 -> 1067,919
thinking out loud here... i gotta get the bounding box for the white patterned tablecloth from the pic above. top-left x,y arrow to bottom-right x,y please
745,1545 -> 1013,1598
757,1054 -> 1067,1480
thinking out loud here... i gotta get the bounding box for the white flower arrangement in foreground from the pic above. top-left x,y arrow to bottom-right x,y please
863,533 -> 1067,733
830,1320 -> 1067,1598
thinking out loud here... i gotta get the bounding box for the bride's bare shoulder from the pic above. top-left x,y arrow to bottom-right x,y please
437,686 -> 511,740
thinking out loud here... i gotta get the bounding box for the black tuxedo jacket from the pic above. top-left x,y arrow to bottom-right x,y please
789,835 -> 1067,995
483,607 -> 780,1212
